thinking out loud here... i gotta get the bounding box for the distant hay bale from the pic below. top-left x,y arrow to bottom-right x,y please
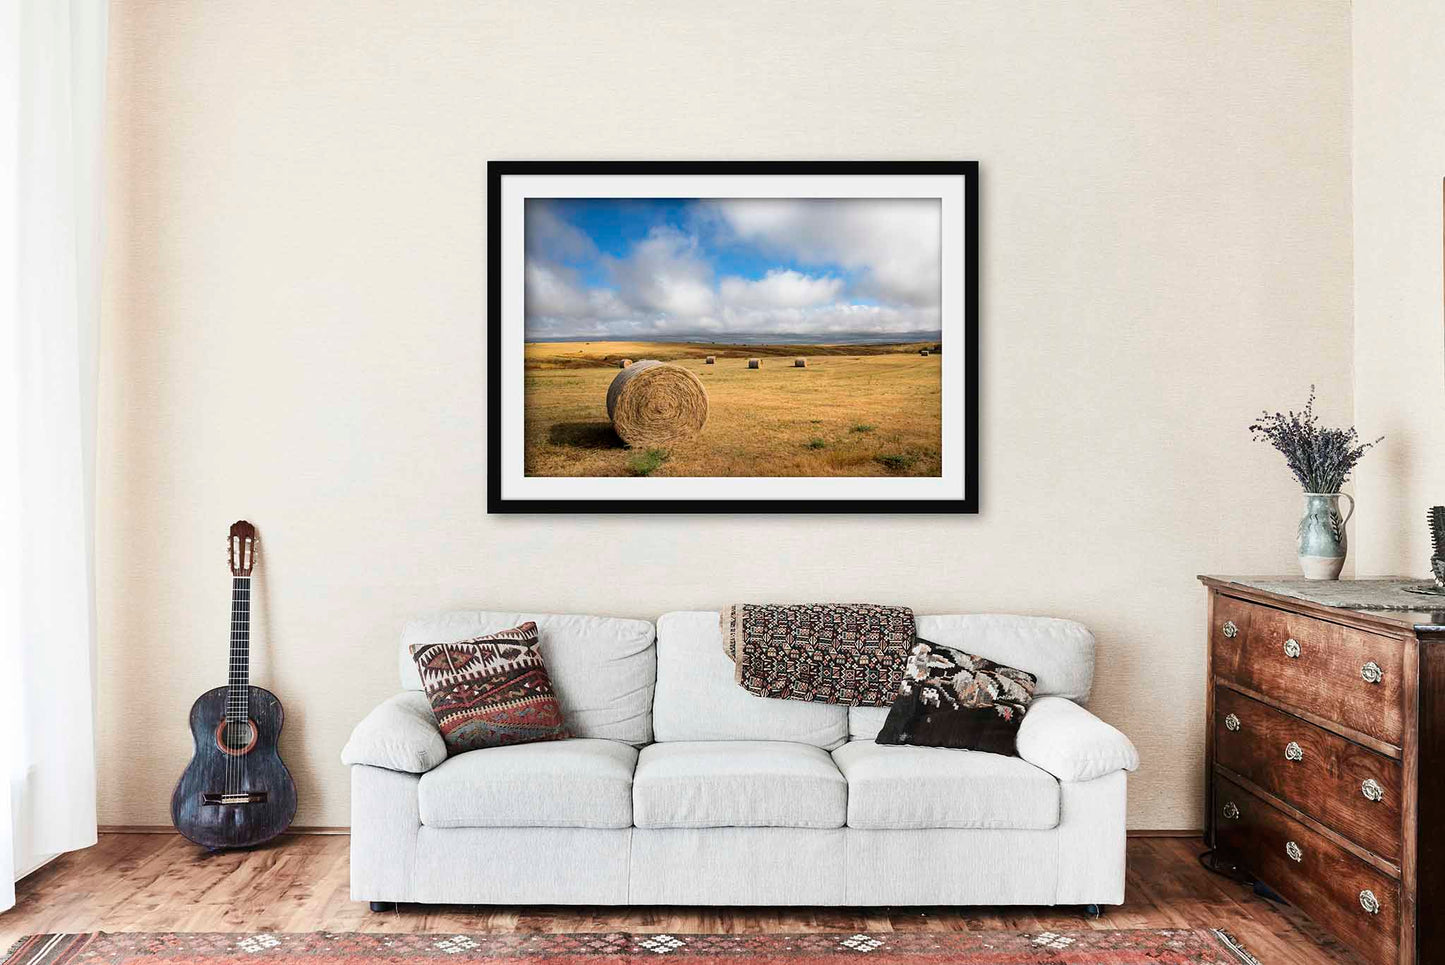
617,358 -> 633,368
919,349 -> 930,357
794,357 -> 807,367
705,356 -> 715,364
747,358 -> 761,369
605,360 -> 709,448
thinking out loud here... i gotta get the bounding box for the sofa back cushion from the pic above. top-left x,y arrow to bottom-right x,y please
653,611 -> 848,748
848,614 -> 1095,740
399,611 -> 655,745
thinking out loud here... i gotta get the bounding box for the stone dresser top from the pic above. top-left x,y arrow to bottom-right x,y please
1200,576 -> 1445,633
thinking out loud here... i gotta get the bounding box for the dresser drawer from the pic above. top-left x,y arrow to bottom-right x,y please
1212,595 -> 1403,747
1214,687 -> 1401,862
1214,772 -> 1399,964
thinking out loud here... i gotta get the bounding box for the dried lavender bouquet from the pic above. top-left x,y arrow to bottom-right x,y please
1249,387 -> 1381,494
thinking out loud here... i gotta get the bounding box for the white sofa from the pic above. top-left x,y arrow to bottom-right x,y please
342,610 -> 1139,909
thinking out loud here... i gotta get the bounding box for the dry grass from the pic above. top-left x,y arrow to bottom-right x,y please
524,340 -> 942,477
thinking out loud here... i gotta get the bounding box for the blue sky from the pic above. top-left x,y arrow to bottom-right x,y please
523,197 -> 941,342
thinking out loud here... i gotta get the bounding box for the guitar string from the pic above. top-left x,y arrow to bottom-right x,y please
232,573 -> 237,799
227,553 -> 231,798
230,572 -> 251,799
225,567 -> 251,799
232,574 -> 251,797
231,570 -> 238,797
227,571 -> 232,800
228,569 -> 234,798
222,539 -> 254,803
235,574 -> 241,797
239,573 -> 249,799
230,571 -> 235,798
230,570 -> 238,797
236,573 -> 242,797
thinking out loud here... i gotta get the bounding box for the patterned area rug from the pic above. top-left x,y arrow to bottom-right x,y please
3,931 -> 1260,965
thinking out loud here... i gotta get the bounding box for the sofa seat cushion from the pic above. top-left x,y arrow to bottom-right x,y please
832,741 -> 1059,830
417,738 -> 637,829
633,741 -> 846,829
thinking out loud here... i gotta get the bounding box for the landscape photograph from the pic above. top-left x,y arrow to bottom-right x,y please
522,196 -> 944,478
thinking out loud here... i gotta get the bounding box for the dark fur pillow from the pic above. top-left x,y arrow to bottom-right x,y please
875,638 -> 1037,755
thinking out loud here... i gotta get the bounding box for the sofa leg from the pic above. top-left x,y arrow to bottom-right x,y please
369,901 -> 397,913
1083,903 -> 1102,919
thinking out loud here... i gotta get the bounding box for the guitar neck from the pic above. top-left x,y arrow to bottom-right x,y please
227,574 -> 251,722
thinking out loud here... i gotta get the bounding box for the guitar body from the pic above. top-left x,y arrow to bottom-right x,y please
172,685 -> 297,850
173,521 -> 296,850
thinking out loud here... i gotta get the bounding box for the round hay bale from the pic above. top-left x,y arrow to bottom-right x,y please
919,349 -> 930,357
617,358 -> 633,368
705,356 -> 715,364
747,358 -> 761,369
606,360 -> 708,447
794,357 -> 807,367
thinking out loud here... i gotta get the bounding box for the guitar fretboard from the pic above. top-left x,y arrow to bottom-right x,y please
227,575 -> 251,722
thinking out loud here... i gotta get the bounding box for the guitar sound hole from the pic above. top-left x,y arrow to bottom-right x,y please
214,718 -> 258,756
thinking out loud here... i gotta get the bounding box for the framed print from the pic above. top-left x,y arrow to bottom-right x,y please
487,161 -> 978,513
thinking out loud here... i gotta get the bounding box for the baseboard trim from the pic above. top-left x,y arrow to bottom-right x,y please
99,825 -> 1203,839
98,825 -> 350,836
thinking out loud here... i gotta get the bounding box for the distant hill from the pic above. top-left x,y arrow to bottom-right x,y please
528,331 -> 942,346
525,339 -> 943,370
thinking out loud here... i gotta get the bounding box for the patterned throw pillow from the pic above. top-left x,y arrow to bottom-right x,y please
875,638 -> 1037,756
408,621 -> 568,753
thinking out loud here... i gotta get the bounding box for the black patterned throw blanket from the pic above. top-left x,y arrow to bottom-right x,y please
723,603 -> 915,705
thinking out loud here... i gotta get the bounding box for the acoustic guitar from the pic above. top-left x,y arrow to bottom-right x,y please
171,521 -> 297,849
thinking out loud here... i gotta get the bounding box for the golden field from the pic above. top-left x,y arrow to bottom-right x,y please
524,340 -> 942,477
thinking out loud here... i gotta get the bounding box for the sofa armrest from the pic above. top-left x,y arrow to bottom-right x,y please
341,691 -> 447,774
1016,696 -> 1138,782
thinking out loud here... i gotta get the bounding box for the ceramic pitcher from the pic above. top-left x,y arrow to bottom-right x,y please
1298,491 -> 1354,580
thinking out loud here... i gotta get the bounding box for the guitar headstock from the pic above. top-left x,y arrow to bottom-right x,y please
228,520 -> 257,577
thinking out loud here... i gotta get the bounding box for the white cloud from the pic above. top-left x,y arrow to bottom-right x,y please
719,269 -> 844,309
524,200 -> 943,340
715,301 -> 940,337
607,226 -> 716,318
525,202 -> 596,263
704,198 -> 941,307
525,261 -> 631,321
524,262 -> 591,318
525,297 -> 939,340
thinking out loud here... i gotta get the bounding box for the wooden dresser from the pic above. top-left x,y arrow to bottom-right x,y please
1201,577 -> 1445,965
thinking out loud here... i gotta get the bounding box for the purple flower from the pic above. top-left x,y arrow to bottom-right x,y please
1249,386 -> 1381,494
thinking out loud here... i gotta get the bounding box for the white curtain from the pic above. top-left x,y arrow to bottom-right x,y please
0,0 -> 108,913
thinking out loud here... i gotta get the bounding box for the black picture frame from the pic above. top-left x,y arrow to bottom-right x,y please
487,160 -> 978,514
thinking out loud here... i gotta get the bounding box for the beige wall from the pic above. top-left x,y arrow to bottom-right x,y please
97,1 -> 1354,830
1352,2 -> 1445,577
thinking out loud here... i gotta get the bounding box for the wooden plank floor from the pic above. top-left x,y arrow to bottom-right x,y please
2,834 -> 1361,963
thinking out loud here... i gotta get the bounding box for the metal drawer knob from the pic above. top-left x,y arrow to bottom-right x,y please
1284,741 -> 1303,762
1361,661 -> 1383,684
1362,778 -> 1384,802
1286,840 -> 1303,862
1222,620 -> 1239,638
1222,801 -> 1240,820
1224,713 -> 1241,732
1360,890 -> 1380,915
1283,638 -> 1301,658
